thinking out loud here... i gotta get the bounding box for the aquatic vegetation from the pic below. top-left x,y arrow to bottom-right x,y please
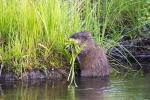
65,38 -> 82,87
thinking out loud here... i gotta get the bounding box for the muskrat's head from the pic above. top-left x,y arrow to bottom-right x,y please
70,32 -> 95,49
71,32 -> 92,40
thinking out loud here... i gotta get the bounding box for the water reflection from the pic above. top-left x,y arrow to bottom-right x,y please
105,77 -> 150,100
0,76 -> 150,100
0,78 -> 108,100
0,84 -> 4,96
0,80 -> 69,100
76,78 -> 109,100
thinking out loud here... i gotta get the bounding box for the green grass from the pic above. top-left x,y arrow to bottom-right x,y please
65,38 -> 82,87
0,0 -> 149,75
0,0 -> 80,74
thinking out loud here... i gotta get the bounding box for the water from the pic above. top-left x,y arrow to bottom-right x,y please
0,76 -> 150,100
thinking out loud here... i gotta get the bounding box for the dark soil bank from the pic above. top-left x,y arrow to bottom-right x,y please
0,68 -> 69,82
1,38 -> 150,82
111,38 -> 150,73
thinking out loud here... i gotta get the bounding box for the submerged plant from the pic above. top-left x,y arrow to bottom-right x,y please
65,38 -> 82,87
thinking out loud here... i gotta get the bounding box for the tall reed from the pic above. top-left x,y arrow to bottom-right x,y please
0,0 -> 148,75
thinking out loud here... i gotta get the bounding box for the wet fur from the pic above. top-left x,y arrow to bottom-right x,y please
71,32 -> 111,77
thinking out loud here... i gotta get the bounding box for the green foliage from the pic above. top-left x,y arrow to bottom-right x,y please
0,0 -> 148,75
0,0 -> 80,73
65,38 -> 82,87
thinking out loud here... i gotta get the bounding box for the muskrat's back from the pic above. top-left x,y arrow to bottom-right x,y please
79,47 -> 111,77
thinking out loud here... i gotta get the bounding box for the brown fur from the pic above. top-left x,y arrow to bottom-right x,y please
71,32 -> 111,77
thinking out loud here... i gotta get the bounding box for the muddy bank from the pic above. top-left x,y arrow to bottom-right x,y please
1,38 -> 150,82
0,68 -> 69,82
111,38 -> 150,73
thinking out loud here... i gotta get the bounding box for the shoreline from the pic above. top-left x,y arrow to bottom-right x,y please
0,67 -> 69,82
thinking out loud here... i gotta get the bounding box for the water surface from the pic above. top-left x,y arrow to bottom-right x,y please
0,76 -> 150,100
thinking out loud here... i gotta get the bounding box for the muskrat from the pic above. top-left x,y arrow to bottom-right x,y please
70,32 -> 111,77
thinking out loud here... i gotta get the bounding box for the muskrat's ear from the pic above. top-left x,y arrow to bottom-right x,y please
86,32 -> 92,37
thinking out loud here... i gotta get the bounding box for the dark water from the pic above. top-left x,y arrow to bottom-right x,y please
0,76 -> 150,100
